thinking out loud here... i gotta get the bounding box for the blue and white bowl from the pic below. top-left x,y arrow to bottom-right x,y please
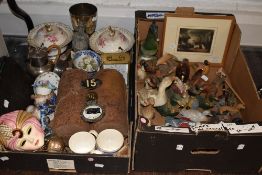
72,50 -> 102,73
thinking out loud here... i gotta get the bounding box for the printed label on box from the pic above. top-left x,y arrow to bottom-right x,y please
155,126 -> 189,133
146,12 -> 165,19
222,123 -> 262,134
191,123 -> 225,133
47,159 -> 75,170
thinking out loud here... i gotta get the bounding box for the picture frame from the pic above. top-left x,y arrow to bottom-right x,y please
162,13 -> 235,64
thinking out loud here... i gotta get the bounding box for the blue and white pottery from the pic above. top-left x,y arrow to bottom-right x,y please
72,50 -> 102,73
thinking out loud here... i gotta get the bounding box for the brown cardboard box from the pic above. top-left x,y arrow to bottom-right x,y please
0,58 -> 134,174
133,8 -> 262,174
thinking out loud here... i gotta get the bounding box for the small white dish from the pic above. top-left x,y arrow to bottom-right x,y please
34,72 -> 60,95
72,50 -> 102,73
89,26 -> 134,54
96,129 -> 124,153
69,131 -> 96,154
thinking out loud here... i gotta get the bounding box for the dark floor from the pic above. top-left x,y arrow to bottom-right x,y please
1,37 -> 262,175
0,170 -> 259,175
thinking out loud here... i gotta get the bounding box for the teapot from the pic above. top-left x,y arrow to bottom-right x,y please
27,44 -> 61,77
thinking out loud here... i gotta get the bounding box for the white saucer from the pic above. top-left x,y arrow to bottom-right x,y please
96,129 -> 124,153
69,131 -> 96,154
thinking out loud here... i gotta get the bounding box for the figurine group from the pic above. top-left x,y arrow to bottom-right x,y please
138,24 -> 244,127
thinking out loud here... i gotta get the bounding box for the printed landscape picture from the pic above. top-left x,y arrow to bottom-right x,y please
177,28 -> 215,53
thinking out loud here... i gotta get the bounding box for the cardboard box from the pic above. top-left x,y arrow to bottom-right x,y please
133,8 -> 262,174
0,53 -> 134,174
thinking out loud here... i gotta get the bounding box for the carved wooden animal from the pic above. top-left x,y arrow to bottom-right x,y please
219,103 -> 245,115
140,97 -> 155,126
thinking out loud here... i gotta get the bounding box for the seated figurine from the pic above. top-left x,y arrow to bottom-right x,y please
0,110 -> 45,151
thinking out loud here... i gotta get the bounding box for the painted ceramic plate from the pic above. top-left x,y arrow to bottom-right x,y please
72,50 -> 102,73
89,26 -> 135,54
34,72 -> 60,95
96,129 -> 124,153
69,132 -> 96,154
28,22 -> 73,56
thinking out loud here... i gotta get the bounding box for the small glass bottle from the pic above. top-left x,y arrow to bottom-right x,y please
72,22 -> 89,52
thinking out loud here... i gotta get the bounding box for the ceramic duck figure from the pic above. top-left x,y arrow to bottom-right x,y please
140,21 -> 158,60
138,76 -> 175,107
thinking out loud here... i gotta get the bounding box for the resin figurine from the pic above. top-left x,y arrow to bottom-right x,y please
0,110 -> 44,151
140,21 -> 159,60
32,80 -> 57,136
175,58 -> 190,83
138,76 -> 175,107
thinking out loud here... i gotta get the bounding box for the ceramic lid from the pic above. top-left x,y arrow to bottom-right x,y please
89,26 -> 134,54
28,22 -> 73,49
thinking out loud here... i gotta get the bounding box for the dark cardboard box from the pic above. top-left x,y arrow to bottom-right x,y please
133,8 -> 262,174
0,52 -> 135,174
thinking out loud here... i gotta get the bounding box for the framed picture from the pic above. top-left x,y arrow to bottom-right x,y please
162,13 -> 235,64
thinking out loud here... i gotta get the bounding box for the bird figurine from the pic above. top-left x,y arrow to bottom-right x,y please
137,64 -> 147,80
177,108 -> 211,124
140,21 -> 159,60
156,53 -> 179,78
140,98 -> 156,126
138,76 -> 175,107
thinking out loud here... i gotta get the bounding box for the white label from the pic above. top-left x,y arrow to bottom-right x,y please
88,157 -> 94,162
146,12 -> 165,19
176,144 -> 184,151
47,159 -> 75,170
191,123 -> 225,133
201,75 -> 208,81
0,156 -> 9,161
3,99 -> 9,108
155,126 -> 190,133
223,123 -> 262,134
237,144 -> 245,150
94,163 -> 104,168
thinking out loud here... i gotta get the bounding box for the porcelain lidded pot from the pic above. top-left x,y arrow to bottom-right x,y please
89,26 -> 135,54
27,45 -> 61,77
28,22 -> 73,57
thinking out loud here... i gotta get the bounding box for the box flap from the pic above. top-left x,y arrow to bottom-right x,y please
175,7 -> 195,16
229,50 -> 262,122
224,24 -> 241,74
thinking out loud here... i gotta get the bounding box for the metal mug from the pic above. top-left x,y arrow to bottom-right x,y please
69,3 -> 97,35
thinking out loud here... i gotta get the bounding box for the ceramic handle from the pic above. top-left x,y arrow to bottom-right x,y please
47,44 -> 61,64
